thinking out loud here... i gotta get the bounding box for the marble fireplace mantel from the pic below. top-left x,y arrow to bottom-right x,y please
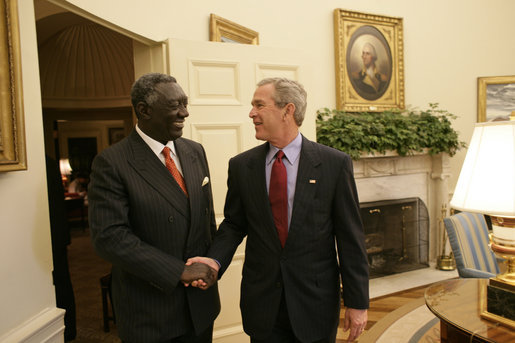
353,151 -> 451,263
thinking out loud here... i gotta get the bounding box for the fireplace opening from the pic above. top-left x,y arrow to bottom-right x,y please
360,197 -> 429,279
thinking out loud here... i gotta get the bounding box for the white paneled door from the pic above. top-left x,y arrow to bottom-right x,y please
168,38 -> 314,343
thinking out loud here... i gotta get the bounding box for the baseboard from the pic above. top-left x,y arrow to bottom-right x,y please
0,307 -> 65,343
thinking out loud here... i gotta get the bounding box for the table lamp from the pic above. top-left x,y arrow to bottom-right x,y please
59,158 -> 73,189
450,120 -> 515,326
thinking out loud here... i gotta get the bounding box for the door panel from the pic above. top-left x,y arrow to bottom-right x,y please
169,38 -> 314,342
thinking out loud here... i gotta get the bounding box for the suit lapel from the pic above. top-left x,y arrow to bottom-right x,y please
175,138 -> 202,237
245,143 -> 279,243
127,131 -> 189,218
288,137 -> 321,240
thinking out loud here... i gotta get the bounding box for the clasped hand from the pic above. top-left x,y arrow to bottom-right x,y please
180,257 -> 220,290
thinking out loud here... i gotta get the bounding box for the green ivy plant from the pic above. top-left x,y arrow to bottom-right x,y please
316,103 -> 467,160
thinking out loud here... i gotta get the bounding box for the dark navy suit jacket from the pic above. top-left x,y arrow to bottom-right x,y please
208,135 -> 369,341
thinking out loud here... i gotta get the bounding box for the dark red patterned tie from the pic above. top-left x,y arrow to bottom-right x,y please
162,146 -> 188,196
269,150 -> 288,247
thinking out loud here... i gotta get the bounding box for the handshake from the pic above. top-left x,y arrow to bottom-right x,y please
180,257 -> 219,290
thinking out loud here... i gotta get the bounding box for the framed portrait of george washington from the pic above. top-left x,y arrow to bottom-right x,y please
0,0 -> 26,172
334,9 -> 404,112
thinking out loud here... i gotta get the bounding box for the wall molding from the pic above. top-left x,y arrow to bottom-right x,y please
0,307 -> 65,343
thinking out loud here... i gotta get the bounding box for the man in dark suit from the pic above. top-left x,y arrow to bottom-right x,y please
88,73 -> 220,343
189,78 -> 369,342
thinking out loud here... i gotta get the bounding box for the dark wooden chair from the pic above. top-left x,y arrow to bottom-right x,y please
100,273 -> 115,332
65,196 -> 87,231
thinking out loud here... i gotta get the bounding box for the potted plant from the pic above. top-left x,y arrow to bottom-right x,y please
316,103 -> 466,160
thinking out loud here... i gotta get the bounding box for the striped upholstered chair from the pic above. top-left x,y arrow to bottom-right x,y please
443,212 -> 500,278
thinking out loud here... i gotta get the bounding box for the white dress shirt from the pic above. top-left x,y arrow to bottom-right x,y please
135,125 -> 184,176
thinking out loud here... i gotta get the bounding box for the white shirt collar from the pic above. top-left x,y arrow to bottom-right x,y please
135,124 -> 178,158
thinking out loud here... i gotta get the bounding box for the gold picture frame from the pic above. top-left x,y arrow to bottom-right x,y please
209,14 -> 259,45
334,9 -> 404,112
0,0 -> 26,172
477,75 -> 515,122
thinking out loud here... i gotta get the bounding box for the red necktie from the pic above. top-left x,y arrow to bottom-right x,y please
269,150 -> 288,247
162,146 -> 188,196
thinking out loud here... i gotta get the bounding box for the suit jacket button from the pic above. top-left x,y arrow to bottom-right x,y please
168,216 -> 174,222
205,208 -> 209,215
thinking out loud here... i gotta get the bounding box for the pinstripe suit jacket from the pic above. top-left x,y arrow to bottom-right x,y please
88,130 -> 220,343
208,135 -> 369,341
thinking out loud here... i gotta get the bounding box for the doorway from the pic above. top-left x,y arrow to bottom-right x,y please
35,2 -> 140,341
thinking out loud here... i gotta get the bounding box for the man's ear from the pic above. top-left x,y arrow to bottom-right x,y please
136,102 -> 151,119
285,103 -> 296,117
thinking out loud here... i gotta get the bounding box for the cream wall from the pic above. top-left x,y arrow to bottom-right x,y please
60,0 -> 515,190
1,0 -> 515,339
0,0 -> 63,340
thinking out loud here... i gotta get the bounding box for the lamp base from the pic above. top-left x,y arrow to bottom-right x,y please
490,242 -> 515,286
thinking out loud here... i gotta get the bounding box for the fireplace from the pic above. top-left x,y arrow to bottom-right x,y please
361,197 -> 429,278
353,152 -> 451,268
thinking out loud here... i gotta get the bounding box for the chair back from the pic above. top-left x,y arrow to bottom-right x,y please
443,212 -> 500,277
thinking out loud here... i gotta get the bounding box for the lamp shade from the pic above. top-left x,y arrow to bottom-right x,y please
450,121 -> 515,217
59,158 -> 73,176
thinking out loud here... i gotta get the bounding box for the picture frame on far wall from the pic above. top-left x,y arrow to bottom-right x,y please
333,9 -> 404,112
209,14 -> 259,45
108,128 -> 125,145
0,0 -> 26,172
477,75 -> 515,122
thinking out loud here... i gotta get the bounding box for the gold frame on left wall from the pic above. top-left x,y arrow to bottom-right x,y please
0,0 -> 26,172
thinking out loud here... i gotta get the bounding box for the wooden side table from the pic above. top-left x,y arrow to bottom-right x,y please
425,278 -> 514,342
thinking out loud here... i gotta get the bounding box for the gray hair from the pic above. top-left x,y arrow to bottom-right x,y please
362,42 -> 377,61
257,77 -> 307,126
131,73 -> 177,117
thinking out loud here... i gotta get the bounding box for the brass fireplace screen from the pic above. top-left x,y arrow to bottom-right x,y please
360,197 -> 429,278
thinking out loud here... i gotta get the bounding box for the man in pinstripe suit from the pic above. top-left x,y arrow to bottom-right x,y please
189,78 -> 369,342
88,73 -> 220,343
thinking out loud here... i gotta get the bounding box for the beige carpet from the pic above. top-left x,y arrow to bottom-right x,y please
359,298 -> 440,343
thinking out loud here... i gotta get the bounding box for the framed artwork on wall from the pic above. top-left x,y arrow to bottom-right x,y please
108,127 -> 125,145
0,0 -> 26,172
333,9 -> 404,112
477,75 -> 515,122
209,14 -> 259,45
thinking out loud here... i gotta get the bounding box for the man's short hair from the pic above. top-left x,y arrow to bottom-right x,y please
131,73 -> 177,117
257,77 -> 307,126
